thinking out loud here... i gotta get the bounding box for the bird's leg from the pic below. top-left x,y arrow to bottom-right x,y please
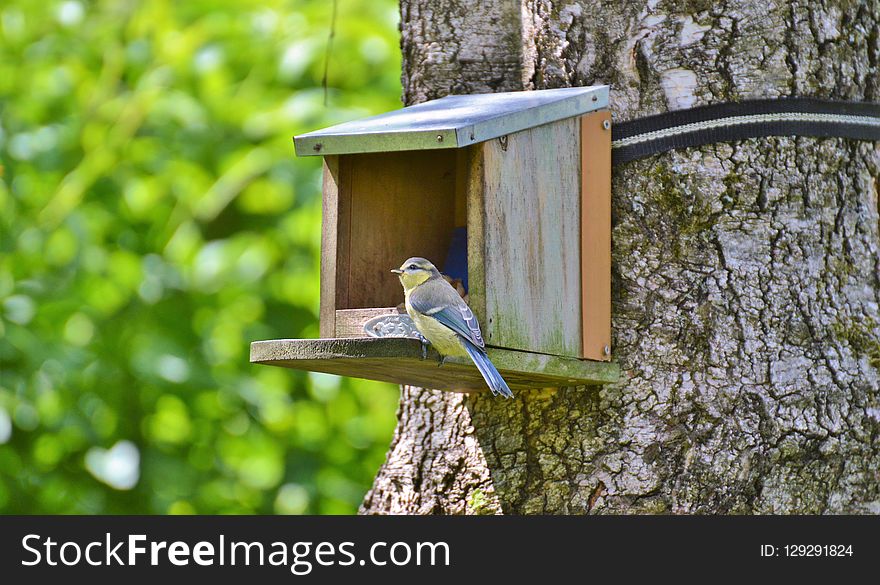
418,333 -> 429,360
437,354 -> 447,367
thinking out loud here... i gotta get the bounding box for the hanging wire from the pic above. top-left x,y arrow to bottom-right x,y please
322,0 -> 338,107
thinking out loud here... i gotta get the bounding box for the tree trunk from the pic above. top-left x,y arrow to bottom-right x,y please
361,0 -> 880,514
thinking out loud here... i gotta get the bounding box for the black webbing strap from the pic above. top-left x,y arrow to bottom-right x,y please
611,98 -> 880,166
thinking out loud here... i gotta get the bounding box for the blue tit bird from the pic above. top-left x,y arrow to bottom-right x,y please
392,257 -> 513,398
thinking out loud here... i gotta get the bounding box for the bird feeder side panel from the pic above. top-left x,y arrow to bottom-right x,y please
467,116 -> 584,359
319,155 -> 345,339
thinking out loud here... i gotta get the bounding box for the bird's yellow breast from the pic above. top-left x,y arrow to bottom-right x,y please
405,296 -> 468,357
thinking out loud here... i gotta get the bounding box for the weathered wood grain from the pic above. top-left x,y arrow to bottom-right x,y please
334,307 -> 402,338
580,110 -> 612,361
471,118 -> 583,358
464,144 -> 487,333
250,337 -> 620,391
319,156 -> 341,338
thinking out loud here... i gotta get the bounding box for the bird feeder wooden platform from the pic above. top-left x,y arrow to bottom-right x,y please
251,86 -> 619,391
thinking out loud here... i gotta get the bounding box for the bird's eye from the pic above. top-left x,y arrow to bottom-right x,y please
408,264 -> 418,270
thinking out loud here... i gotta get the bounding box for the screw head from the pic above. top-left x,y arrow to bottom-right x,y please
603,345 -> 611,356
436,134 -> 444,142
602,119 -> 611,130
313,143 -> 323,152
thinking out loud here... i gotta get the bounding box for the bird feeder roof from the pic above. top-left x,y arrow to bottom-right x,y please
294,85 -> 609,156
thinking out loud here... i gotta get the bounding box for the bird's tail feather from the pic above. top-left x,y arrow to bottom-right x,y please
462,341 -> 513,398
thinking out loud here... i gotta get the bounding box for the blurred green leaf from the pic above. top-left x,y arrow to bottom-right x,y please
0,0 -> 402,514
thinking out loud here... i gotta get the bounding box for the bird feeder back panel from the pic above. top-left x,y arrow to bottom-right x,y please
324,150 -> 458,309
319,148 -> 464,338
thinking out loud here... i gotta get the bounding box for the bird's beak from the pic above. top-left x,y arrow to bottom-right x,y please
390,269 -> 403,274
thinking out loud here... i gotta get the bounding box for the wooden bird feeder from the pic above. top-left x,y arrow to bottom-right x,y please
250,86 -> 619,391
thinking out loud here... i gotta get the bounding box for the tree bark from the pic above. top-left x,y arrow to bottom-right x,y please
362,0 -> 880,514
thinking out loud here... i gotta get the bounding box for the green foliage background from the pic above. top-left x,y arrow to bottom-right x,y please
0,0 -> 402,514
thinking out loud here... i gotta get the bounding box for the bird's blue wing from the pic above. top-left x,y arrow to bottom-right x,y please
409,279 -> 485,349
